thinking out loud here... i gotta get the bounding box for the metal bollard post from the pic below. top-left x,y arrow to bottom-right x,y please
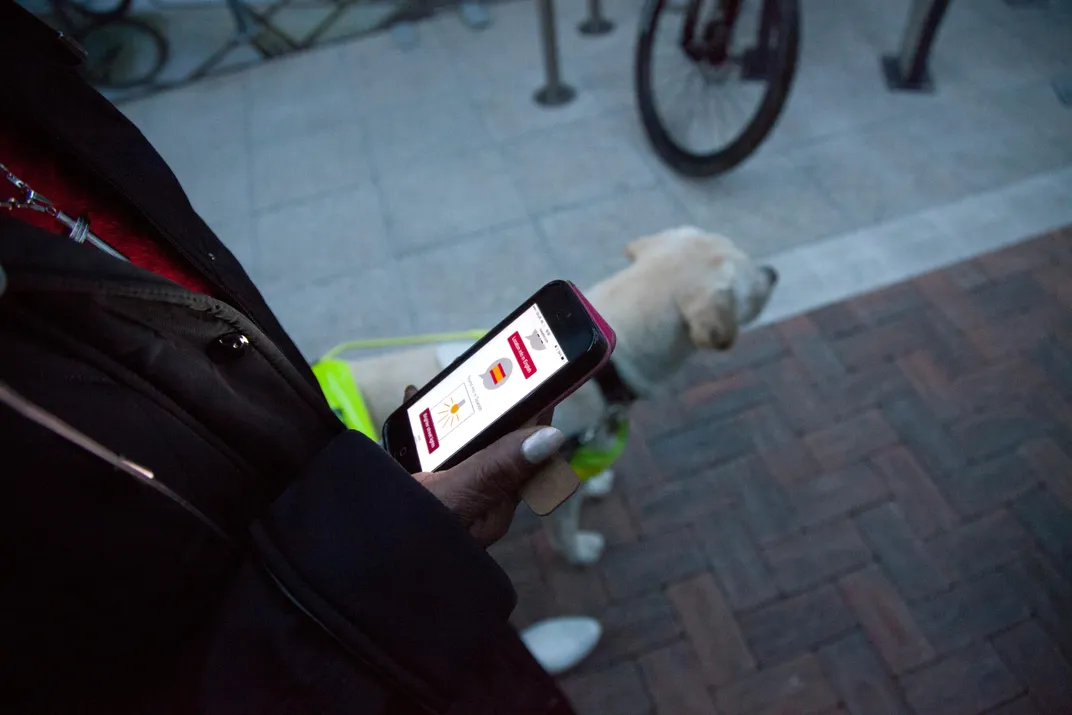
881,0 -> 952,91
534,0 -> 577,106
579,0 -> 614,35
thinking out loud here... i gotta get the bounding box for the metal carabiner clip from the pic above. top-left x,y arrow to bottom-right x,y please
1,162 -> 128,262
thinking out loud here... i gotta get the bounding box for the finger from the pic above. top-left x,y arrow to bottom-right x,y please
403,384 -> 417,402
442,425 -> 565,501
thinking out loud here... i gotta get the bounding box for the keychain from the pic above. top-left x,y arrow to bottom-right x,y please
1,161 -> 128,261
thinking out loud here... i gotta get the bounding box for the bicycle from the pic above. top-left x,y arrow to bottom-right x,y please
634,0 -> 800,177
50,0 -> 169,89
45,0 -> 439,95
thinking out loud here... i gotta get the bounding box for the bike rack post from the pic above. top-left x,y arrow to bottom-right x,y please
881,0 -> 952,91
579,0 -> 614,35
534,0 -> 577,106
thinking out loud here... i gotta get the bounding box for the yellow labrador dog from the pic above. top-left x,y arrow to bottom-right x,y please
349,226 -> 778,565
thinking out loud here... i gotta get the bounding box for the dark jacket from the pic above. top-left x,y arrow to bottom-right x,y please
0,5 -> 570,713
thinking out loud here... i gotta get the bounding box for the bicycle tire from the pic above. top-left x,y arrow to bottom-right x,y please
76,16 -> 169,90
52,0 -> 134,24
635,0 -> 800,177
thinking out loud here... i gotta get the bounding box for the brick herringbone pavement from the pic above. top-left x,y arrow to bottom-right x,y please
492,227 -> 1072,715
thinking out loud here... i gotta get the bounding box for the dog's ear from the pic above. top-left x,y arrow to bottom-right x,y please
677,285 -> 738,351
623,234 -> 662,262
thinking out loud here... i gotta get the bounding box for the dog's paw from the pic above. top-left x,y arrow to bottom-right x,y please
566,531 -> 606,567
582,469 -> 615,500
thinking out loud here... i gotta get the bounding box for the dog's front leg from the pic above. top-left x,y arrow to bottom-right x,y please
545,490 -> 606,567
581,469 -> 615,500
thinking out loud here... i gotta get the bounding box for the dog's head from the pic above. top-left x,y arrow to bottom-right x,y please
624,226 -> 777,352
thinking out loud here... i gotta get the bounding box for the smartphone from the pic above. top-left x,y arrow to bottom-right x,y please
382,280 -> 615,475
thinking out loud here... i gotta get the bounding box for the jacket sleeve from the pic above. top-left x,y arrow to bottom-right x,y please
187,430 -> 519,714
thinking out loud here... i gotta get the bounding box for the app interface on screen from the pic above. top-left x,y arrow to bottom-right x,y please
407,304 -> 568,471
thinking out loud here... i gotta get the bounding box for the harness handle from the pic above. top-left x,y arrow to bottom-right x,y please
318,330 -> 488,362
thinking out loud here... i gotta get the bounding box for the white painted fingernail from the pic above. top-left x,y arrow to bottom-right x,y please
522,427 -> 565,464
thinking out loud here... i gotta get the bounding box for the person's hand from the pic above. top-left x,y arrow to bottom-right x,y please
403,386 -> 563,546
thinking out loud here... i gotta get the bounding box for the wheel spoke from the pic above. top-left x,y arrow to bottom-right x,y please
679,66 -> 704,145
639,0 -> 794,174
702,77 -> 720,151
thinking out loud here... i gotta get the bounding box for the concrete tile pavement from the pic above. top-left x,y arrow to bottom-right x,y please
252,180 -> 389,288
398,221 -> 559,333
118,0 -> 1072,360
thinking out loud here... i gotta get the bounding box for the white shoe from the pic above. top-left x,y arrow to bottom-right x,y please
521,617 -> 602,675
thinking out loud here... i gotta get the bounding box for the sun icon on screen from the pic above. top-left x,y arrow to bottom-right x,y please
434,384 -> 475,435
437,397 -> 468,429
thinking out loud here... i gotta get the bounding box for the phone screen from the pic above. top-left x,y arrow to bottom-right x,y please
406,303 -> 569,471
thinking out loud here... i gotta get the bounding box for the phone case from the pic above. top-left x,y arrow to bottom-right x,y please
521,282 -> 616,516
572,281 -> 617,361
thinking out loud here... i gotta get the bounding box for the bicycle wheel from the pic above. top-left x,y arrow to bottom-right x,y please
635,0 -> 799,177
52,0 -> 133,24
77,17 -> 169,90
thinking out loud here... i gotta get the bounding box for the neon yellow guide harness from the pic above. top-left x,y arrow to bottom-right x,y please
312,332 -> 628,480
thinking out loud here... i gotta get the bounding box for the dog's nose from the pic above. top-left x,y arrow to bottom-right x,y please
762,265 -> 779,286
